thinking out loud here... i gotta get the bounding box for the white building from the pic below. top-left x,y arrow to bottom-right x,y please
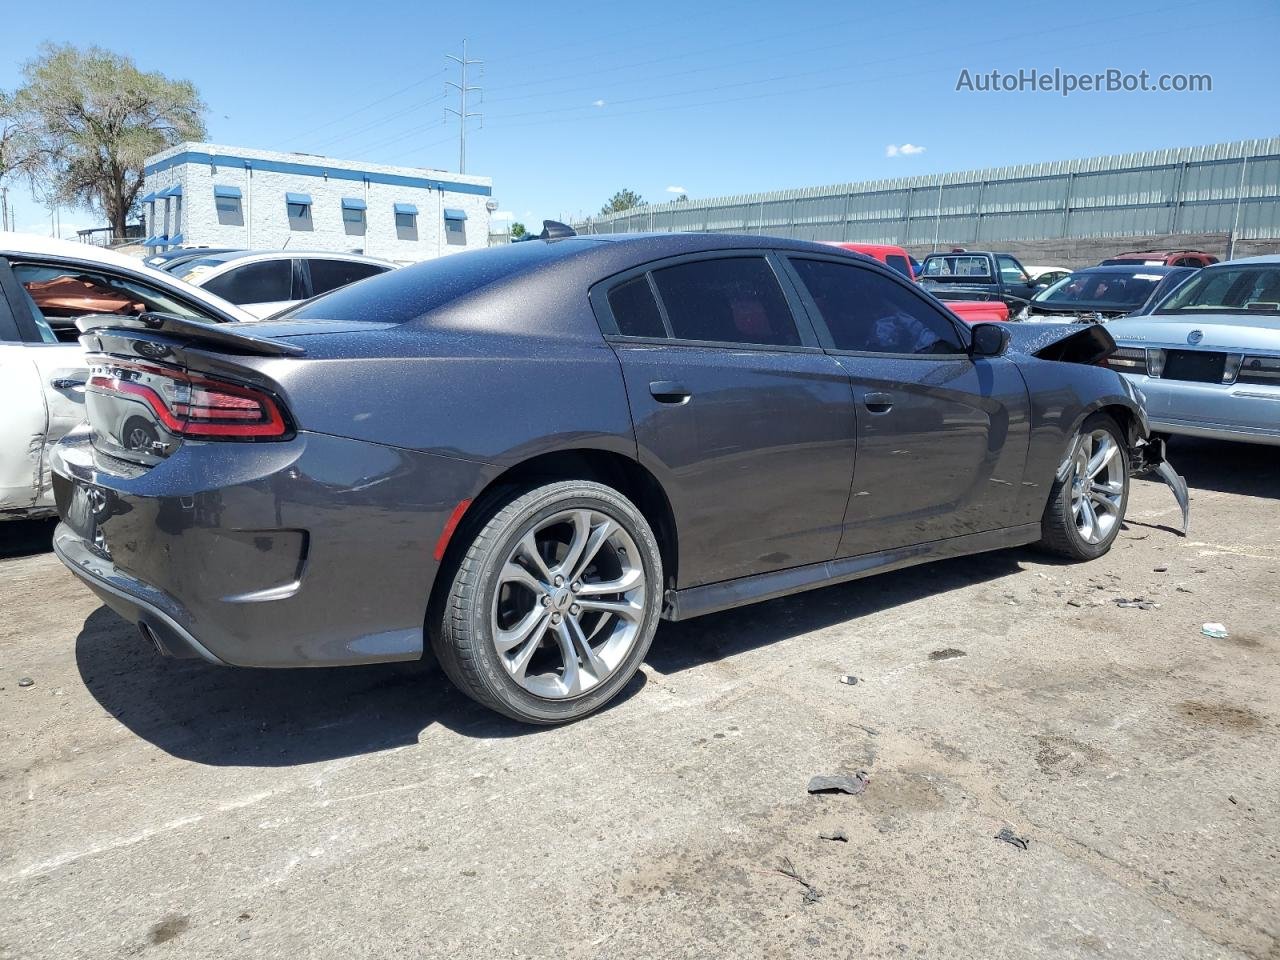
140,142 -> 493,262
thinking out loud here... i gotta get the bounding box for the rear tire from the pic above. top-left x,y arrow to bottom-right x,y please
1038,413 -> 1130,560
432,480 -> 663,725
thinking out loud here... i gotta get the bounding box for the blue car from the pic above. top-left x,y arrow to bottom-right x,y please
1105,256 -> 1280,446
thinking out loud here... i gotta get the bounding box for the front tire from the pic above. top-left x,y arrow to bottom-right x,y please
1038,413 -> 1130,560
432,480 -> 663,724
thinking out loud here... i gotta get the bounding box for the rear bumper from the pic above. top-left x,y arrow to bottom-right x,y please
1122,373 -> 1280,446
50,426 -> 491,667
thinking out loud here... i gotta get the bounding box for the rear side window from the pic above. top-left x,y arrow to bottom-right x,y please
202,260 -> 294,305
789,259 -> 964,355
650,257 -> 799,347
307,259 -> 389,296
607,276 -> 667,338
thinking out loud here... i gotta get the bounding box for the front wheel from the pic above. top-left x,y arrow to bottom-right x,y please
1038,413 -> 1130,560
431,480 -> 664,724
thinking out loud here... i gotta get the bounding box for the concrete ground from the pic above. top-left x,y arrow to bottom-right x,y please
1,436 -> 1277,960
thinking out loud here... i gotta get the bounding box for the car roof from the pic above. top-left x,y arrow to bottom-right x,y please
1211,254 -> 1280,266
1070,264 -> 1181,275
192,250 -> 397,266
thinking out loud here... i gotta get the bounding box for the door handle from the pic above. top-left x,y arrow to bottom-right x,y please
863,392 -> 894,414
51,377 -> 87,390
649,380 -> 691,404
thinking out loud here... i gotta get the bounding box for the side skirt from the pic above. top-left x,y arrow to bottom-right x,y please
662,523 -> 1042,621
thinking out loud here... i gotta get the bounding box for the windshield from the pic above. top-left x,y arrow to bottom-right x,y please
1155,265 -> 1280,316
921,255 -> 992,279
1034,269 -> 1166,308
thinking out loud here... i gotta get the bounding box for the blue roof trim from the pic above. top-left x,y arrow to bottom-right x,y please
286,192 -> 312,205
393,202 -> 418,215
144,150 -> 493,196
140,192 -> 157,203
213,185 -> 242,199
443,207 -> 467,220
341,197 -> 367,210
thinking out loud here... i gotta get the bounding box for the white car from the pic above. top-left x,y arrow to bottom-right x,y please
0,233 -> 253,520
1026,264 -> 1073,287
173,251 -> 395,319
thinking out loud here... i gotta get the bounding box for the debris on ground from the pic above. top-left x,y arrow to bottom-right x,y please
807,772 -> 870,796
838,675 -> 859,686
774,857 -> 822,905
929,648 -> 966,661
1201,622 -> 1230,639
818,829 -> 848,842
1114,597 -> 1160,610
1229,795 -> 1238,805
1176,585 -> 1193,594
17,677 -> 34,688
1066,599 -> 1083,608
1154,566 -> 1169,573
994,826 -> 1030,850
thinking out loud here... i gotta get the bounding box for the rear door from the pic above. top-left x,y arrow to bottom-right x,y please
592,252 -> 857,588
781,254 -> 1030,557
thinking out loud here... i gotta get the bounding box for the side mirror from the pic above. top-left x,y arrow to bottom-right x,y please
970,322 -> 1010,358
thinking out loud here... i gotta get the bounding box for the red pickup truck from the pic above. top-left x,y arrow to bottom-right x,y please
826,242 -> 1009,323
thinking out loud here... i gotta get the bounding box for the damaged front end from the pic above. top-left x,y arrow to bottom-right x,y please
1009,322 -> 1190,535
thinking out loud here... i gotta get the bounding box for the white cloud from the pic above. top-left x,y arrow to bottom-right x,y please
665,185 -> 687,194
592,99 -> 606,108
885,143 -> 926,158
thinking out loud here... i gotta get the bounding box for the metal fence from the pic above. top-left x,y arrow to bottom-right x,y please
576,138 -> 1280,248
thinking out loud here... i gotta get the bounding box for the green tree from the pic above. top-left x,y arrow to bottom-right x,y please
600,188 -> 644,216
510,221 -> 527,239
674,193 -> 688,202
15,44 -> 206,236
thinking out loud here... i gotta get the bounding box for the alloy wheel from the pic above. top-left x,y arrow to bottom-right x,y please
490,508 -> 647,700
1069,429 -> 1126,545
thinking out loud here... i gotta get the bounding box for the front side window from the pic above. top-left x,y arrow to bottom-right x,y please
307,259 -> 388,296
997,255 -> 1028,284
885,254 -> 912,278
12,262 -> 212,343
650,257 -> 799,347
201,260 -> 295,305
789,258 -> 964,355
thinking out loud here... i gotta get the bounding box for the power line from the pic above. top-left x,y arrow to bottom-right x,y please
284,68 -> 447,145
446,39 -> 483,174
309,93 -> 447,153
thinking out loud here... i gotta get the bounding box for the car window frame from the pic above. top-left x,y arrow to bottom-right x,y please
588,250 -> 825,353
777,252 -> 974,360
0,253 -> 235,342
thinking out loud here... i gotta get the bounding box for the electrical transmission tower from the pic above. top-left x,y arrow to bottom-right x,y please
446,39 -> 483,174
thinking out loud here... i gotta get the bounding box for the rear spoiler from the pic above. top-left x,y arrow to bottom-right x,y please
74,312 -> 306,358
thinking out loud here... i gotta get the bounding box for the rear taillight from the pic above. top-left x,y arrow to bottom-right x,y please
86,359 -> 290,439
1105,347 -> 1148,374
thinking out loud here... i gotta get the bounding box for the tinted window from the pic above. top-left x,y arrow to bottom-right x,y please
607,277 -> 666,338
885,254 -> 912,277
202,260 -> 294,305
790,259 -> 964,355
307,259 -> 389,296
650,257 -> 799,346
922,255 -> 991,279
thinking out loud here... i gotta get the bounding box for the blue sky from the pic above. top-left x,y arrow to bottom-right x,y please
2,0 -> 1276,235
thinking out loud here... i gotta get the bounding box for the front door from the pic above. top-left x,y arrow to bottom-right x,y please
592,254 -> 858,588
781,254 -> 1030,557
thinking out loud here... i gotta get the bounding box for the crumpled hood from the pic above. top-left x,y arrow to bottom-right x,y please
1003,322 -> 1115,364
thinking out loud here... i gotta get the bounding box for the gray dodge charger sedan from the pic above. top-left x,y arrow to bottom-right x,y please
48,229 -> 1182,723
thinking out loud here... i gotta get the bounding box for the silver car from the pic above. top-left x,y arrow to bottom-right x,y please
1105,255 -> 1280,446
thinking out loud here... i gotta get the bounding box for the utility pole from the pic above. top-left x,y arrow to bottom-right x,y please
446,39 -> 483,174
0,186 -> 8,232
